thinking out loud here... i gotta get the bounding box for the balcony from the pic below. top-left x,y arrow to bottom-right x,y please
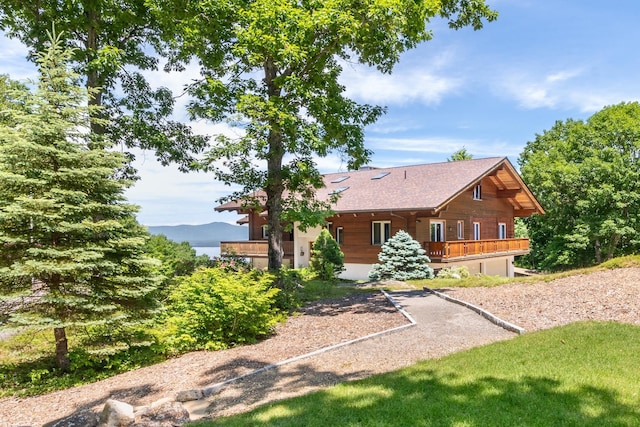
220,240 -> 295,258
424,238 -> 530,261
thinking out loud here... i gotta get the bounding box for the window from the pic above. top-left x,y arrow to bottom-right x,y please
261,224 -> 269,239
331,176 -> 349,183
457,220 -> 465,240
371,171 -> 390,180
473,222 -> 481,240
331,186 -> 349,194
498,222 -> 507,239
336,227 -> 344,245
326,222 -> 333,235
430,221 -> 445,242
372,221 -> 391,245
473,183 -> 482,200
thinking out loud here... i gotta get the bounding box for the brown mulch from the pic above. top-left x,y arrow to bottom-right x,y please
1,268 -> 640,426
0,292 -> 407,426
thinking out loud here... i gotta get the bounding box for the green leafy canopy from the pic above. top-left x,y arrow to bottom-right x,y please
519,102 -> 640,271
149,0 -> 497,269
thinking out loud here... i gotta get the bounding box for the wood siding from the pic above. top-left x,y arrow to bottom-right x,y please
324,177 -> 521,264
247,211 -> 294,242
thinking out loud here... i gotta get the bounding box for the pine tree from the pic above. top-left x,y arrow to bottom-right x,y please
0,32 -> 162,372
368,230 -> 434,281
309,229 -> 345,280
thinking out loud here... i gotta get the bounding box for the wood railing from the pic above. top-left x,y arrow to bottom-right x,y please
220,240 -> 295,257
425,238 -> 530,260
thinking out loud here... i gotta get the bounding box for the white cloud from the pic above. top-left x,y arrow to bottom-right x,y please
339,53 -> 463,106
496,67 -> 640,113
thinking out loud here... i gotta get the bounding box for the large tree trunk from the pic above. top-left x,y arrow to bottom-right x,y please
54,327 -> 71,372
266,130 -> 284,271
606,233 -> 621,261
264,57 -> 284,271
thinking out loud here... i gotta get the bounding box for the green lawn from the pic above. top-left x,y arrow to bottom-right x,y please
197,321 -> 640,427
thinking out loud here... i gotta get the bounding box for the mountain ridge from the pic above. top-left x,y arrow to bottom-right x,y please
147,222 -> 248,247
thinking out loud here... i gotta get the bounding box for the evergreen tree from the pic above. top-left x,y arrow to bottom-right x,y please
309,229 -> 345,280
0,32 -> 162,372
368,230 -> 434,281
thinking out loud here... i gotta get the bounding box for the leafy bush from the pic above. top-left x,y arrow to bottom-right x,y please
165,267 -> 281,351
273,267 -> 303,313
309,229 -> 345,280
214,250 -> 252,273
436,266 -> 470,279
144,234 -> 212,288
368,230 -> 434,281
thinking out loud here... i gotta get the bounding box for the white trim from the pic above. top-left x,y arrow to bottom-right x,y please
430,220 -> 445,242
473,183 -> 482,200
498,222 -> 507,239
372,220 -> 391,245
473,222 -> 481,240
457,220 -> 464,240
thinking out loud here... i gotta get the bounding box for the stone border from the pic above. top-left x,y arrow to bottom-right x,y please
179,290 -> 417,400
423,286 -> 526,335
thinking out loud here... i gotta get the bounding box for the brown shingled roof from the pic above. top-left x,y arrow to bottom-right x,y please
216,157 -> 544,216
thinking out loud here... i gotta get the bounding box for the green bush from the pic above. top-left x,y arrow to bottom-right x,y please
309,229 -> 345,280
273,267 -> 303,313
369,230 -> 434,281
165,267 -> 281,351
436,266 -> 470,279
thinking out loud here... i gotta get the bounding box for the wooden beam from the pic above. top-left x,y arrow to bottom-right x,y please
514,208 -> 536,217
497,189 -> 522,198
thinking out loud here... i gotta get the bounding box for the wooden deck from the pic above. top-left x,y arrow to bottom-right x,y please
220,241 -> 295,258
425,238 -> 530,261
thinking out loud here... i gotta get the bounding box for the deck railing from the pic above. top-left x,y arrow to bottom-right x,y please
220,240 -> 295,258
425,238 -> 529,260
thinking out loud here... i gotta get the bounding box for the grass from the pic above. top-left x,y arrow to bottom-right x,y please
195,321 -> 640,427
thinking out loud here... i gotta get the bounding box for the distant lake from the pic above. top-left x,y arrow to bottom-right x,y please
194,247 -> 221,258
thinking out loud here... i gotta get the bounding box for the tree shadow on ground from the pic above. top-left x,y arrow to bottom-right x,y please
206,368 -> 640,426
300,292 -> 409,317
202,361 -> 374,418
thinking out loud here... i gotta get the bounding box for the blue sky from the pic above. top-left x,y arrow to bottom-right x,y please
2,0 -> 640,226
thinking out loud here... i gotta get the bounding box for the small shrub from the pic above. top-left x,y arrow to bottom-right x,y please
272,268 -> 303,313
436,266 -> 470,279
214,250 -> 252,272
369,230 -> 434,281
309,229 -> 345,280
165,267 -> 280,351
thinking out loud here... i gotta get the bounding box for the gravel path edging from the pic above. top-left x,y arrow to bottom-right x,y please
185,290 -> 417,400
423,286 -> 526,335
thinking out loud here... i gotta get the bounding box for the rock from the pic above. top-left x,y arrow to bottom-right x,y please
99,399 -> 135,427
43,409 -> 99,427
133,401 -> 190,426
175,389 -> 203,402
150,397 -> 176,408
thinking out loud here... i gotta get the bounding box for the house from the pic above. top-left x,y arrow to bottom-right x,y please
216,157 -> 544,279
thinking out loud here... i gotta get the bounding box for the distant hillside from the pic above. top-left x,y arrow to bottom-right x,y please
147,222 -> 248,247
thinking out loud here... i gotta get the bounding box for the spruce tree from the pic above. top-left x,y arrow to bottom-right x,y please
0,32 -> 161,372
309,229 -> 345,280
368,230 -> 434,281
